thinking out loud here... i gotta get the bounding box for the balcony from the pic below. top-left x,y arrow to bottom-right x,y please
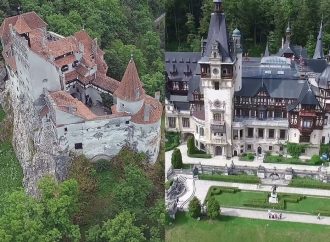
212,137 -> 227,144
211,120 -> 225,132
298,126 -> 313,134
300,110 -> 316,117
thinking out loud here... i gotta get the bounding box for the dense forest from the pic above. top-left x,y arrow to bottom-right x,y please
0,0 -> 165,99
0,0 -> 165,241
166,0 -> 330,57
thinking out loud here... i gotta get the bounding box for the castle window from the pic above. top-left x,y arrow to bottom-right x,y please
61,65 -> 69,72
64,127 -> 67,132
75,143 -> 83,149
280,130 -> 286,139
168,117 -> 176,128
200,128 -> 204,136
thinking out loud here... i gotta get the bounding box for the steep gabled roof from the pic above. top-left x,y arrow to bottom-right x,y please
202,12 -> 232,62
313,22 -> 324,59
114,58 -> 145,102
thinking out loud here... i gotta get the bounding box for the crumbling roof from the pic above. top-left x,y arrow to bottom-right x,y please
131,95 -> 162,124
114,58 -> 145,102
50,91 -> 97,120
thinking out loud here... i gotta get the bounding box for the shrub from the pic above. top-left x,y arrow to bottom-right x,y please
310,155 -> 322,165
94,159 -> 111,172
313,209 -> 330,217
199,174 -> 260,184
243,199 -> 285,210
165,180 -> 173,190
207,196 -> 220,219
165,132 -> 180,151
186,136 -> 212,158
188,196 -> 201,218
289,177 -> 330,190
285,143 -> 308,158
171,148 -> 183,169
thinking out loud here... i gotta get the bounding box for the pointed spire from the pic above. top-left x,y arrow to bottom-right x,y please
114,58 -> 145,102
285,21 -> 292,44
264,42 -> 270,57
313,20 -> 324,59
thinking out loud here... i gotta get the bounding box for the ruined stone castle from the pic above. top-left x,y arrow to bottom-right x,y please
0,11 -> 162,194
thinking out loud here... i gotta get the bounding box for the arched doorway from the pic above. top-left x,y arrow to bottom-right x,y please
257,146 -> 262,155
215,146 -> 222,156
233,150 -> 238,156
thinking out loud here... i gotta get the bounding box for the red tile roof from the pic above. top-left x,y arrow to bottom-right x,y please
114,59 -> 145,102
0,12 -> 47,45
93,73 -> 119,93
47,36 -> 78,58
54,54 -> 76,68
50,91 -> 97,120
131,95 -> 162,124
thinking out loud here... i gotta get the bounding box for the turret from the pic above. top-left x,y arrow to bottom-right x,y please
285,22 -> 292,44
213,0 -> 223,13
313,21 -> 324,59
232,28 -> 242,53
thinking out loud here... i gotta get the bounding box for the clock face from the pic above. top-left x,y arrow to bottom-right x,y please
213,68 -> 219,75
214,100 -> 221,107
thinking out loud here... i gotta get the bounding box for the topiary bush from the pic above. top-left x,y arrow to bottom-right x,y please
187,136 -> 212,159
171,148 -> 183,169
207,196 -> 220,219
188,196 -> 201,218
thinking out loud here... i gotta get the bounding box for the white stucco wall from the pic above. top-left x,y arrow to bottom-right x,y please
116,97 -> 144,115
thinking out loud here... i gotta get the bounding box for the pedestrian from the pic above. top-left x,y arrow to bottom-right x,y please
317,213 -> 321,220
279,213 -> 282,219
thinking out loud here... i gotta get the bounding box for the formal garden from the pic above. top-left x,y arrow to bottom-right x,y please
205,186 -> 330,215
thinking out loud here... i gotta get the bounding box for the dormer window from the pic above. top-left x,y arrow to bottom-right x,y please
61,65 -> 69,72
72,60 -> 79,67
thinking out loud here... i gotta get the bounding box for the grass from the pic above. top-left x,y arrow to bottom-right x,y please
211,190 -> 330,214
239,153 -> 255,161
166,212 -> 330,242
0,105 -> 23,194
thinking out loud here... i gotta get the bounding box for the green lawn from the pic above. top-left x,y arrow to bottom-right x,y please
166,212 -> 330,242
0,106 -> 23,194
212,190 -> 330,214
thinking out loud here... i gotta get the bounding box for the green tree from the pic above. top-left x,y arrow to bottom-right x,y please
306,33 -> 316,58
86,211 -> 145,242
188,196 -> 201,219
0,177 -> 80,242
113,164 -> 153,214
171,148 -> 183,169
207,196 -> 220,219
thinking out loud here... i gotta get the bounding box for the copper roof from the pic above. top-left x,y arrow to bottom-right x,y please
114,59 -> 145,102
50,91 -> 97,120
131,95 -> 162,124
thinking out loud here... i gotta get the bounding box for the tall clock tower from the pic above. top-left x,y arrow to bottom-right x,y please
198,0 -> 242,157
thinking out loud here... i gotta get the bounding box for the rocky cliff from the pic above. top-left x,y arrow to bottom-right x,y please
0,70 -> 71,196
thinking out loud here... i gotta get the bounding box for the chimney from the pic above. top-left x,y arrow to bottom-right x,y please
144,104 -> 151,122
154,91 -> 160,101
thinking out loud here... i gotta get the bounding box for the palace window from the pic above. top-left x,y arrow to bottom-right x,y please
258,128 -> 264,138
280,130 -> 286,139
182,118 -> 190,128
269,146 -> 273,151
168,117 -> 176,128
268,129 -> 275,139
301,120 -> 312,128
200,143 -> 206,151
196,125 -> 199,133
247,128 -> 254,138
214,81 -> 220,90
247,144 -> 252,150
274,111 -> 282,119
213,113 -> 222,121
200,128 -> 204,136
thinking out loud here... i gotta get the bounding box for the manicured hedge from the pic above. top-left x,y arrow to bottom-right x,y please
239,153 -> 255,161
264,154 -> 322,166
199,174 -> 260,184
289,177 -> 330,190
165,132 -> 180,152
243,199 -> 285,210
205,186 -> 240,202
187,136 -> 212,159
313,209 -> 330,217
165,180 -> 173,190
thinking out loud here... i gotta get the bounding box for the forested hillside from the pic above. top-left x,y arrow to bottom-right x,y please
0,0 -> 165,99
166,0 -> 330,57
